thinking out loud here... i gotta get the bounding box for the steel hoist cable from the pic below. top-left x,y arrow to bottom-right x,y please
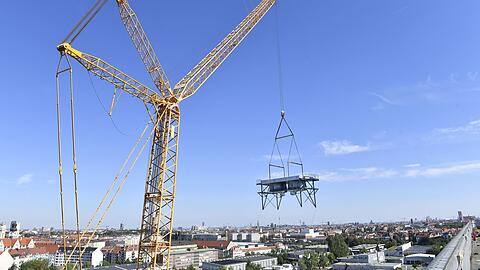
68,120 -> 155,270
259,2 -> 319,210
87,71 -> 128,136
67,56 -> 83,270
274,1 -> 285,113
64,120 -> 152,266
63,0 -> 108,44
55,55 -> 68,264
55,54 -> 84,270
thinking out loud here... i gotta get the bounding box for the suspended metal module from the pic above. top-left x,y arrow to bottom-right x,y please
258,111 -> 319,210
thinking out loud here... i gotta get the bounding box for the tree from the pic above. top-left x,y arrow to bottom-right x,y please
186,264 -> 196,270
269,248 -> 289,265
298,251 -> 334,270
246,262 -> 262,270
429,244 -> 444,255
384,240 -> 397,249
19,260 -> 56,270
307,252 -> 320,270
298,258 -> 308,270
327,235 -> 350,258
318,254 -> 330,268
326,253 -> 336,263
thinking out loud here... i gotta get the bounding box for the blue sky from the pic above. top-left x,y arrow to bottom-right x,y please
2,0 -> 480,229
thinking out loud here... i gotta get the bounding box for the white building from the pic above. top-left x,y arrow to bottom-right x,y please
228,233 -> 261,242
88,241 -> 106,249
166,244 -> 218,269
10,248 -> 54,268
107,235 -> 140,246
54,247 -> 103,267
404,254 -> 435,265
203,256 -> 277,270
334,252 -> 400,270
231,242 -> 274,257
350,244 -> 385,255
0,225 -> 6,239
102,246 -> 137,264
266,264 -> 293,270
0,251 -> 14,270
289,229 -> 321,239
332,262 -> 402,270
385,242 -> 412,257
203,259 -> 246,270
338,252 -> 386,264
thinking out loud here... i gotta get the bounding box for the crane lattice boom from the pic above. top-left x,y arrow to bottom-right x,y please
58,43 -> 161,105
116,0 -> 173,97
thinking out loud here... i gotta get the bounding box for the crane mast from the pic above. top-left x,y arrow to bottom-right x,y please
56,1 -> 276,269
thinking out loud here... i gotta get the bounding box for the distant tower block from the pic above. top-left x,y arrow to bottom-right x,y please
257,175 -> 319,209
9,221 -> 20,238
258,111 -> 319,210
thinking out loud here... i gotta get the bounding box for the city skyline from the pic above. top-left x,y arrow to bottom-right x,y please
2,0 -> 480,229
0,214 -> 475,231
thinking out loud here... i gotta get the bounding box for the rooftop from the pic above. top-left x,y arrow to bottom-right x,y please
208,256 -> 277,266
237,255 -> 277,262
333,262 -> 402,267
192,240 -> 231,249
406,254 -> 435,258
209,259 -> 246,266
85,264 -> 136,270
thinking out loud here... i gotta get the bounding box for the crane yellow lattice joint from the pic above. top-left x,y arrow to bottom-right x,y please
57,43 -> 83,58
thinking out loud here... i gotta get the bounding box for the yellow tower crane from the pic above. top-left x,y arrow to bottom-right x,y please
56,0 -> 276,269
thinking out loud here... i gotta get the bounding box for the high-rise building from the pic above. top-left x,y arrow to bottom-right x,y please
9,221 -> 20,238
458,211 -> 463,222
120,223 -> 124,231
